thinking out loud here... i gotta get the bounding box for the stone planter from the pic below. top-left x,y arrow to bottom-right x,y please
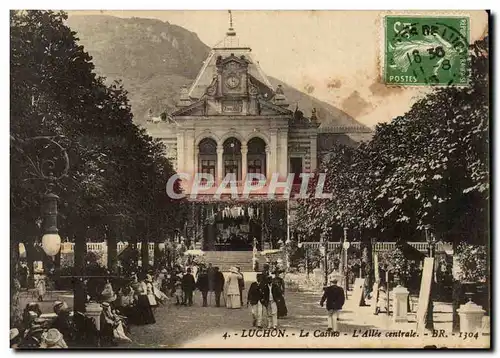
457,300 -> 485,332
461,282 -> 489,314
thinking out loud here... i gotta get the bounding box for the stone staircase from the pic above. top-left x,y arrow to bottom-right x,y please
203,251 -> 254,272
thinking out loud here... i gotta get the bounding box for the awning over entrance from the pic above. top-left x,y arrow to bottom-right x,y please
186,194 -> 291,202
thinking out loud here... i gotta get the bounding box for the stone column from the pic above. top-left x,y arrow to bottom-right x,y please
194,147 -> 199,174
310,134 -> 318,172
241,143 -> 248,183
270,129 -> 278,178
279,130 -> 288,176
185,129 -> 195,175
217,144 -> 224,183
85,302 -> 103,332
176,131 -> 185,173
265,145 -> 271,180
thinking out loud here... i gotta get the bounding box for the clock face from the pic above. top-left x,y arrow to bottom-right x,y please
225,75 -> 240,89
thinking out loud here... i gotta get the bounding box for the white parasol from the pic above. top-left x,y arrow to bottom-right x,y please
260,249 -> 282,255
183,249 -> 205,256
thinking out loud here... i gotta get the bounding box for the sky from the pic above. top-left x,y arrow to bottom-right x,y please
70,10 -> 488,127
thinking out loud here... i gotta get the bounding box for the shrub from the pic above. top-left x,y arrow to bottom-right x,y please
455,243 -> 487,283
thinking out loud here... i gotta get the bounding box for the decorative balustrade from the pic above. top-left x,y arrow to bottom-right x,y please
61,241 -> 156,254
299,241 -> 452,253
59,241 -> 452,255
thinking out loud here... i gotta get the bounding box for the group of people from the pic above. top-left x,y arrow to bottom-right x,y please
246,271 -> 288,329
10,261 -> 348,349
170,263 -> 245,309
11,302 -> 74,348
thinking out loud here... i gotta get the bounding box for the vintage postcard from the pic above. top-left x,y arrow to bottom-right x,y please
10,10 -> 490,349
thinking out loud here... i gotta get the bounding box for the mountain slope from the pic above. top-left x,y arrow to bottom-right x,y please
66,14 -> 368,129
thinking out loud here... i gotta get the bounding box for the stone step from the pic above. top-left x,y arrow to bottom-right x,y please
203,251 -> 254,272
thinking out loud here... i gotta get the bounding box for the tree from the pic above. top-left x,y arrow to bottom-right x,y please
296,37 -> 488,331
10,10 -> 187,318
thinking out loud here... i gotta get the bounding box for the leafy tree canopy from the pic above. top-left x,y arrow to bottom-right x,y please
11,10 -> 187,249
296,37 -> 488,245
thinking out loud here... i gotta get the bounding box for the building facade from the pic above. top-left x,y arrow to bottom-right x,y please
145,24 -> 372,256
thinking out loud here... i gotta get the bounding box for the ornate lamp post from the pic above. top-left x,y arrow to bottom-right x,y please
320,233 -> 328,287
342,227 -> 349,297
13,135 -> 69,262
284,237 -> 292,271
12,135 -> 69,316
425,226 -> 436,330
40,192 -> 62,258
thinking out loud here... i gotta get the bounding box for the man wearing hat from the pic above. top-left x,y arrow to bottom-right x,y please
237,267 -> 245,306
320,278 -> 345,332
260,275 -> 283,329
196,267 -> 209,307
40,328 -> 68,348
181,267 -> 196,306
19,321 -> 45,348
10,328 -> 21,348
213,267 -> 225,307
52,301 -> 75,346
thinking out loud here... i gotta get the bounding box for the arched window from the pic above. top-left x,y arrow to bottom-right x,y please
198,138 -> 217,183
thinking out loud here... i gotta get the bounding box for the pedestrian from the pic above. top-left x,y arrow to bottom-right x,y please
260,275 -> 283,329
19,322 -> 45,348
191,262 -> 199,281
23,302 -> 42,323
247,273 -> 263,327
152,272 -> 168,304
213,267 -> 225,307
52,301 -> 75,346
145,274 -> 158,308
181,267 -> 196,306
131,273 -> 156,325
262,263 -> 270,278
40,328 -> 68,349
35,275 -> 46,302
174,271 -> 184,305
319,278 -> 345,331
274,271 -> 288,318
19,264 -> 28,289
196,268 -> 209,307
100,302 -> 131,345
237,267 -> 245,306
225,267 -> 242,309
374,281 -> 387,315
10,328 -> 21,348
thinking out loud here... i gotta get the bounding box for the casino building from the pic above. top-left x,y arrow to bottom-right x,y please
145,16 -> 372,267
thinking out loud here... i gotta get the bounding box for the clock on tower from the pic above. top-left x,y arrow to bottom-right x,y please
225,74 -> 241,90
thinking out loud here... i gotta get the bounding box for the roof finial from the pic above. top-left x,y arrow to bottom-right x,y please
226,10 -> 236,36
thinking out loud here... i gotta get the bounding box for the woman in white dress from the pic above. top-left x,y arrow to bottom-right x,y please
152,273 -> 168,304
35,275 -> 46,302
225,267 -> 242,309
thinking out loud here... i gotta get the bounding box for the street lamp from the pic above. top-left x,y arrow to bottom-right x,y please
41,192 -> 62,258
12,135 -> 69,259
320,233 -> 328,287
342,228 -> 349,297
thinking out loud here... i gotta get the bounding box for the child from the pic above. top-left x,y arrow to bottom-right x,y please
174,273 -> 183,305
375,284 -> 388,315
247,274 -> 263,327
35,275 -> 46,302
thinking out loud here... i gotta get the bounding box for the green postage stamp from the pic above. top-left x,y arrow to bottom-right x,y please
384,16 -> 470,86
